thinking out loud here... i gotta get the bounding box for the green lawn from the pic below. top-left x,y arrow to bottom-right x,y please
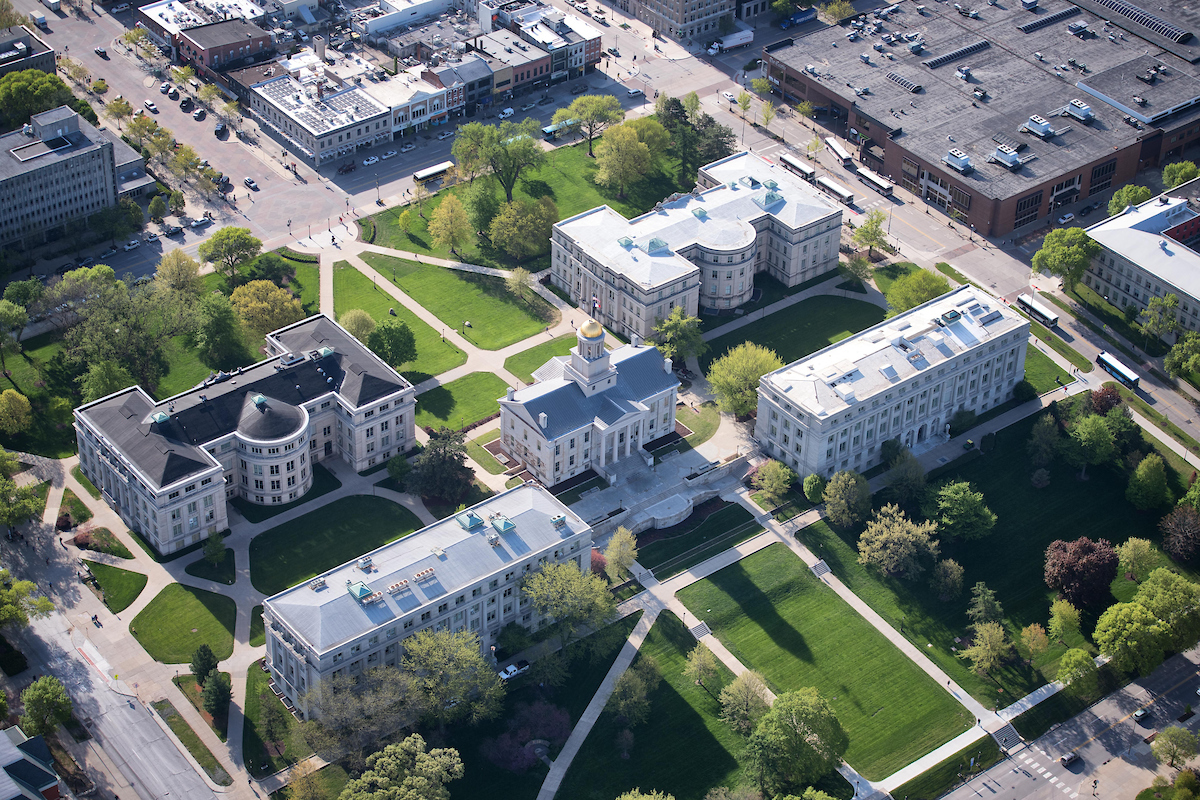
413,372 -> 509,431
152,699 -> 232,785
750,486 -> 811,521
504,334 -> 578,384
249,496 -> 423,595
651,402 -> 721,461
71,466 -> 101,499
174,673 -> 230,740
228,463 -> 342,524
1021,312 -> 1093,373
698,272 -> 842,333
554,475 -> 609,506
268,765 -> 349,800
638,504 -> 756,572
331,260 -> 467,383
57,488 -> 92,527
424,479 -> 495,520
368,143 -> 684,271
84,560 -> 147,613
154,334 -> 256,400
0,332 -> 78,458
1065,282 -> 1170,357
288,262 -> 321,316
250,605 -> 265,647
184,548 -> 237,585
891,736 -> 1001,800
873,262 -> 919,296
466,429 -> 506,474
244,665 -> 313,778
31,481 -> 49,518
1022,343 -> 1071,395
130,584 -> 237,663
700,296 -> 887,372
78,527 -> 134,559
678,544 -> 972,780
360,252 -> 559,350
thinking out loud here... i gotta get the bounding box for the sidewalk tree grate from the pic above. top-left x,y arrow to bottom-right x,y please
811,560 -> 832,578
689,622 -> 712,639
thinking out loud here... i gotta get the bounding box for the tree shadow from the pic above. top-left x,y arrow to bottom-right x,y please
519,179 -> 555,201
414,384 -> 456,424
704,559 -> 813,665
456,270 -> 557,324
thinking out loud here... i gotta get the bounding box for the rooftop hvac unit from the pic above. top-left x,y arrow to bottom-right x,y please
1025,114 -> 1051,135
1066,98 -> 1094,121
994,144 -> 1020,166
943,148 -> 974,173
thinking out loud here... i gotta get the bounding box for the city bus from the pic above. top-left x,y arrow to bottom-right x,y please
541,119 -> 578,140
413,160 -> 454,184
779,152 -> 816,181
857,166 -> 894,197
1016,293 -> 1060,327
815,175 -> 855,205
824,137 -> 853,167
1096,350 -> 1139,389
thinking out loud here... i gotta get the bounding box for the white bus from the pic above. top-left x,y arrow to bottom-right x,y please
1096,351 -> 1139,389
816,175 -> 855,205
780,152 -> 816,181
857,166 -> 894,197
413,160 -> 454,183
824,137 -> 853,167
1016,293 -> 1060,327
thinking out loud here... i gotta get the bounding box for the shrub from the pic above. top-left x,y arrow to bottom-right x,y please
949,408 -> 977,436
1031,468 -> 1051,489
591,548 -> 607,575
55,514 -> 71,531
1012,380 -> 1038,403
91,79 -> 108,94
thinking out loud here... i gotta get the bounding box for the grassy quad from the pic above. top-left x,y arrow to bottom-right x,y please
699,296 -> 887,373
413,372 -> 510,431
504,334 -> 580,384
466,430 -> 506,475
249,496 -> 423,595
331,261 -> 467,383
678,543 -> 972,780
184,549 -> 237,585
872,262 -> 919,296
85,561 -> 148,613
244,666 -> 313,777
1022,343 -> 1071,395
250,605 -> 265,647
360,252 -> 559,351
130,584 -> 237,663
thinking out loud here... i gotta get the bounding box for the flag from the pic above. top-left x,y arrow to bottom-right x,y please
591,294 -> 600,313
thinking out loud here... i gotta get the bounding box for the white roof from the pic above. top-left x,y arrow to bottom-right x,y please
1086,195 -> 1200,300
763,286 -> 1027,417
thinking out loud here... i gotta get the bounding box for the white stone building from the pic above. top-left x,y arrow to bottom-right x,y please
498,320 -> 679,486
755,286 -> 1030,477
262,483 -> 592,719
74,315 -> 416,555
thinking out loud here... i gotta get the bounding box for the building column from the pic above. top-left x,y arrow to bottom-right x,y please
598,434 -> 605,469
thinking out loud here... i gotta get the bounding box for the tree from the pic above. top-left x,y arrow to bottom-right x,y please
453,119 -> 547,202
0,0 -> 27,30
1021,623 -> 1050,659
745,688 -> 848,795
1165,161 -> 1200,189
1045,537 -> 1118,608
339,309 -> 376,343
753,460 -> 797,507
409,427 -> 472,501
154,250 -> 204,298
1032,228 -> 1101,289
718,669 -> 769,736
749,77 -> 771,97
852,210 -> 888,259
0,70 -> 82,130
822,470 -> 871,529
300,668 -> 426,766
1114,537 -> 1156,582
231,280 -> 303,337
202,531 -> 225,569
125,115 -> 161,149
885,269 -> 950,314
259,691 -> 290,751
1108,184 -> 1153,216
1135,568 -> 1200,651
505,267 -> 532,304
1094,601 -> 1167,674
1153,727 -> 1197,769
0,389 -> 30,435
489,197 -> 558,261
883,450 -> 924,511
821,0 -> 855,19
959,621 -> 1011,674
603,526 -> 638,584
1142,294 -> 1181,348
462,177 -> 502,233
367,318 -> 417,369
4,278 -> 43,312
736,91 -> 752,120
122,26 -> 151,53
1049,599 -> 1081,642
19,676 -> 71,737
684,643 -> 719,688
0,568 -> 50,628
1070,414 -> 1115,479
926,480 -> 996,540
522,561 -> 615,651
191,644 -> 218,685
386,453 -> 411,491
595,123 -> 651,197
194,293 -> 245,369
170,65 -> 196,87
967,581 -> 1004,626
803,474 -> 827,504
428,194 -> 472,255
198,227 -> 262,290
857,503 -> 939,578
197,83 -> 222,108
169,190 -> 186,216
338,734 -> 463,800
170,144 -> 202,182
842,255 -> 872,286
760,101 -> 777,133
653,306 -> 707,363
553,94 -> 625,157
628,117 -> 671,160
706,342 -> 783,416
402,629 -> 503,734
615,791 -> 675,800
931,559 -> 965,600
0,300 -> 23,376
1027,414 -> 1060,467
1057,648 -> 1099,697
148,194 -> 167,222
609,660 -> 654,727
202,668 -> 231,716
1163,506 -> 1200,562
682,91 -> 701,120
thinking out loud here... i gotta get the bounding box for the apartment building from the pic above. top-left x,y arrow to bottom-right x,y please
0,26 -> 55,78
262,484 -> 592,719
755,287 -> 1029,477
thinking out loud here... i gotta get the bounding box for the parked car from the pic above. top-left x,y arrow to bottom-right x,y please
159,82 -> 170,94
94,46 -> 107,57
165,225 -> 183,236
100,247 -> 117,259
193,108 -> 207,121
1079,204 -> 1095,217
399,142 -> 416,153
123,239 -> 141,251
337,162 -> 358,174
145,232 -> 158,242
498,107 -> 515,119
571,83 -> 588,94
499,660 -> 530,681
1133,707 -> 1150,722
190,217 -> 212,228
55,263 -> 73,275
243,177 -> 259,190
723,90 -> 737,102
214,122 -> 227,136
1059,752 -> 1079,767
1057,212 -> 1076,225
143,100 -> 158,113
538,95 -> 554,105
76,257 -> 95,268
168,88 -> 179,100
381,150 -> 398,160
520,102 -> 537,112
437,129 -> 455,140
180,97 -> 193,111
627,87 -> 644,97
607,46 -> 620,56
362,155 -> 379,166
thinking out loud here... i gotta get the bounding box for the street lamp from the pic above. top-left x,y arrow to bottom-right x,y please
375,173 -> 381,204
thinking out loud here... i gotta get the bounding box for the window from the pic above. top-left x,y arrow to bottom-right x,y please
1014,190 -> 1043,229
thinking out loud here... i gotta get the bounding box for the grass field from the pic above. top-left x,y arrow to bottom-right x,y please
152,700 -> 232,785
0,332 -> 77,458
651,402 -> 721,461
360,252 -> 559,350
1023,343 -> 1071,394
229,464 -> 341,524
504,334 -> 577,384
85,560 -> 147,613
154,334 -> 255,400
1065,282 -> 1169,357
331,260 -> 467,383
466,429 -> 506,474
638,504 -> 756,572
71,466 -> 101,499
78,527 -> 134,559
891,736 -> 1001,800
413,372 -> 509,431
130,584 -> 236,663
250,605 -> 265,647
288,262 -> 321,315
249,496 -> 422,595
553,475 -> 608,507
58,488 -> 92,527
699,296 -> 886,372
244,666 -> 313,777
174,673 -> 230,740
678,544 -> 972,780
873,262 -> 919,296
184,548 -> 237,585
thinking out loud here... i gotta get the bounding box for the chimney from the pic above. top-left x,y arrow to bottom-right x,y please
630,333 -> 640,347
506,386 -> 515,400
664,358 -> 672,373
538,412 -> 548,428
314,34 -> 326,61
317,81 -> 324,99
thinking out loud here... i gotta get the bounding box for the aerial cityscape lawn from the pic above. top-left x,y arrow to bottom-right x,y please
249,496 -> 424,595
130,584 -> 237,663
1022,343 -> 1072,394
331,260 -> 467,382
85,560 -> 147,613
504,333 -> 579,384
466,430 -> 507,474
412,371 -> 509,431
678,543 -> 973,780
184,548 -> 237,586
243,666 -> 313,778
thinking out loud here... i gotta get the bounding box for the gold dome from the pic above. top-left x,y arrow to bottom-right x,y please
579,319 -> 604,339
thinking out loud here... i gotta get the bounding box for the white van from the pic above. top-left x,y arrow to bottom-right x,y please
627,87 -> 644,97
498,107 -> 515,119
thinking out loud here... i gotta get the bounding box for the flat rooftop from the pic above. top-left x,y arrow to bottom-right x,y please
472,29 -> 545,68
1086,186 -> 1200,299
180,18 -> 267,49
762,285 -> 1028,418
770,0 -> 1200,200
0,109 -> 107,182
252,74 -> 389,137
265,484 -> 589,653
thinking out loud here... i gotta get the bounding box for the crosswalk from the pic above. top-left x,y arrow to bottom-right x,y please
1016,750 -> 1080,798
